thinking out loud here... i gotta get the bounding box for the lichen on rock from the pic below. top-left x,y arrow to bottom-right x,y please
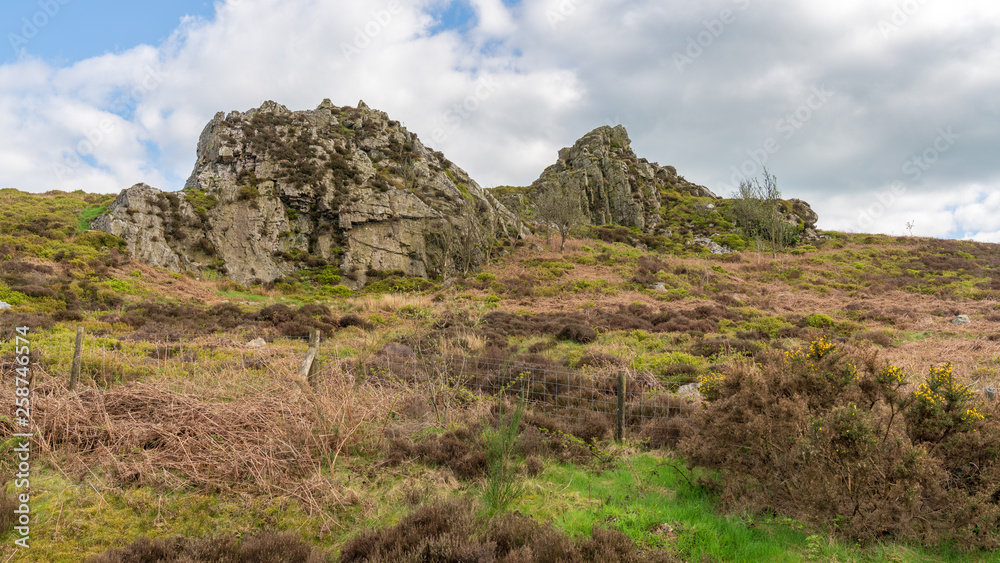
95,99 -> 525,287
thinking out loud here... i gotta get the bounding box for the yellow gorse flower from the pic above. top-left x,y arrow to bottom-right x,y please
698,371 -> 725,399
962,407 -> 986,423
807,336 -> 835,360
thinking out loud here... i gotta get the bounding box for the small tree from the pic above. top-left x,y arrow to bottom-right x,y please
730,168 -> 794,258
534,185 -> 586,252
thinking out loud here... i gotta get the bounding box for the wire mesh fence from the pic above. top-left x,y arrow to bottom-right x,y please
2,329 -> 700,444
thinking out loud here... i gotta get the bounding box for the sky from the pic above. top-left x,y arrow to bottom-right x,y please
1,0 -> 998,240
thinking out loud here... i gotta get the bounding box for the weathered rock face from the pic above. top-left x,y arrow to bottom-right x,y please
493,124 -> 819,244
495,125 -> 718,233
95,99 -> 525,287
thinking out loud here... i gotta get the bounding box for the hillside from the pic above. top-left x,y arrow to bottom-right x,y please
2,107 -> 1000,560
89,100 -> 819,290
4,179 -> 1000,561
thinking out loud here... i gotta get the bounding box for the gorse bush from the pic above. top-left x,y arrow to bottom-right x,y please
680,339 -> 1000,549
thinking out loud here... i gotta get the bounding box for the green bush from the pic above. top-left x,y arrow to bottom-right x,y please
184,189 -> 218,217
681,341 -> 1000,549
740,315 -> 791,338
475,272 -> 497,283
238,184 -> 259,200
0,284 -> 28,306
712,233 -> 748,252
315,266 -> 342,286
321,285 -> 351,298
73,231 -> 126,252
802,313 -> 835,329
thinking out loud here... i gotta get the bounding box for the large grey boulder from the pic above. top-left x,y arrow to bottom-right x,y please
94,99 -> 526,287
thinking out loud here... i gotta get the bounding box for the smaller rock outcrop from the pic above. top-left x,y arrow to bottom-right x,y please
495,125 -> 717,235
493,124 -> 820,248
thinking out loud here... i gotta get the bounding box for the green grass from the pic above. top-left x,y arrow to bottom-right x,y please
77,204 -> 108,232
521,454 -> 812,560
518,453 -> 992,562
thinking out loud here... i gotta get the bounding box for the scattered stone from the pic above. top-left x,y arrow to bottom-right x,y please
677,382 -> 701,398
0,301 -> 10,310
247,337 -> 267,348
985,387 -> 996,401
691,236 -> 732,255
652,283 -> 667,292
952,315 -> 971,326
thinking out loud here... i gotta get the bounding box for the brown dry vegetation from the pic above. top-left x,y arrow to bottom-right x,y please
8,227 -> 1000,558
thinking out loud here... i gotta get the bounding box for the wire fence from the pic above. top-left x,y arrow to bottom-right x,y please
2,330 -> 700,445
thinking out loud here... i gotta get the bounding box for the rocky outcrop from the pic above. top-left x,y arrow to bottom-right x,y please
494,125 -> 718,235
493,124 -> 819,244
95,99 -> 525,287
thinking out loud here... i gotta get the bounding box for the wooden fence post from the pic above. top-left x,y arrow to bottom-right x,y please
616,370 -> 626,443
69,327 -> 84,391
300,329 -> 320,391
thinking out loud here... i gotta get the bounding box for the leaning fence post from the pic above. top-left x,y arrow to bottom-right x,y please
300,329 -> 320,390
616,370 -> 627,443
69,327 -> 84,391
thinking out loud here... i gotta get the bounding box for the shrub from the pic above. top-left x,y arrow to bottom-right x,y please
680,341 -> 1000,549
556,323 -> 597,344
739,315 -> 791,339
339,499 -> 672,563
338,314 -> 370,330
184,189 -> 218,217
690,338 -> 762,358
72,230 -> 127,252
801,313 -> 835,329
86,531 -> 326,562
237,184 -> 259,200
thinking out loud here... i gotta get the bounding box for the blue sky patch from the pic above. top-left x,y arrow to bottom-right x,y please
427,1 -> 477,35
3,0 -> 216,65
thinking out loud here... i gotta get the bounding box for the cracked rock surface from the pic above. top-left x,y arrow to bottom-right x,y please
94,99 -> 525,287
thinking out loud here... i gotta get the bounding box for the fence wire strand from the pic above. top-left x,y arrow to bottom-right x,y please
2,331 -> 699,444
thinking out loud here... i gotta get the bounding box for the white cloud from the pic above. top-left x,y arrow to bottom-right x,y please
0,0 -> 997,242
469,0 -> 516,37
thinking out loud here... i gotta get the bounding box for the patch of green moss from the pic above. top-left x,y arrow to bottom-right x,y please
183,189 -> 218,217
